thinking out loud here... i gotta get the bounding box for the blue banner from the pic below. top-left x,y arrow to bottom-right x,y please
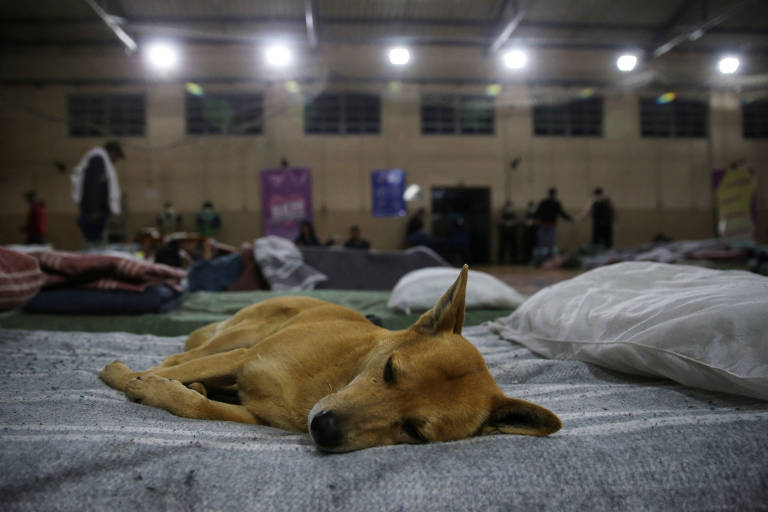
371,169 -> 406,217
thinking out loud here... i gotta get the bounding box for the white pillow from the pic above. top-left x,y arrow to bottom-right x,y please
492,261 -> 768,400
388,267 -> 526,314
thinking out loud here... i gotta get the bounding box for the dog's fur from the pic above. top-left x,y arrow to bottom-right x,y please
100,265 -> 561,452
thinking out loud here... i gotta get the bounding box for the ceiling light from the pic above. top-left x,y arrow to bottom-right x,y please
388,47 -> 410,66
718,56 -> 740,74
616,54 -> 638,72
503,49 -> 527,70
145,42 -> 178,71
266,45 -> 292,67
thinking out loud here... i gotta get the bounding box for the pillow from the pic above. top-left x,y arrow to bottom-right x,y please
492,261 -> 768,400
0,247 -> 45,311
388,267 -> 526,313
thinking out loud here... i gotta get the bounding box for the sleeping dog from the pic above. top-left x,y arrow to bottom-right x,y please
100,265 -> 561,452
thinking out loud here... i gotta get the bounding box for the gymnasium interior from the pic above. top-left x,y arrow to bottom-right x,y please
1,1 -> 767,510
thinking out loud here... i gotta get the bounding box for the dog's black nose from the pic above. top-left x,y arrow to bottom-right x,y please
310,410 -> 343,450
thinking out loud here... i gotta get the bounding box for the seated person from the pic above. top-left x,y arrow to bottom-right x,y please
344,225 -> 371,250
295,220 -> 321,247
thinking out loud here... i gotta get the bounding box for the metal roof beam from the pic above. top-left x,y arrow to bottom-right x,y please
305,0 -> 317,47
83,0 -> 136,53
652,0 -> 753,58
489,0 -> 527,53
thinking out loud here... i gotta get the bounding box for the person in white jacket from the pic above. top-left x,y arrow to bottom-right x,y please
71,141 -> 123,245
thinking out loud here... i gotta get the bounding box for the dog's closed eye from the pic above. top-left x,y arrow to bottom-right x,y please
383,356 -> 395,384
402,419 -> 428,443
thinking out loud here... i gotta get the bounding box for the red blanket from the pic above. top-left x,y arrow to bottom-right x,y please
0,248 -> 46,311
31,251 -> 187,292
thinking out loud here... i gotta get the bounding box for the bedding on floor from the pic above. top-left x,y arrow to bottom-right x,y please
1,289 -> 514,334
1,325 -> 765,510
494,262 -> 768,400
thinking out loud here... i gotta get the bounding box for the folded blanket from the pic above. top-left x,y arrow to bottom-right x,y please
30,250 -> 187,292
253,236 -> 327,291
0,248 -> 46,311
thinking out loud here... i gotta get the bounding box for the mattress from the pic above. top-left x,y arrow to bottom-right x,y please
1,325 -> 766,510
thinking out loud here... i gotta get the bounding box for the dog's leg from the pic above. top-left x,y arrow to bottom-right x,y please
188,382 -> 207,397
99,360 -> 134,391
156,328 -> 257,368
100,348 -> 249,392
184,321 -> 223,351
124,375 -> 258,424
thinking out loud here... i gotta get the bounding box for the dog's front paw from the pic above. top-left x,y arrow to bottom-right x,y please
125,375 -> 198,413
99,360 -> 133,390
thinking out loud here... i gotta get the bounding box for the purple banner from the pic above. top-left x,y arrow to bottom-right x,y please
261,167 -> 312,240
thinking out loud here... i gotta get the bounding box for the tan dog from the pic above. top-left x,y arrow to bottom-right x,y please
100,265 -> 561,452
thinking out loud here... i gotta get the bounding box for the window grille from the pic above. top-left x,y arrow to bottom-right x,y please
186,92 -> 264,135
421,95 -> 494,135
533,97 -> 603,137
640,97 -> 708,138
743,98 -> 768,139
68,94 -> 145,137
305,93 -> 380,134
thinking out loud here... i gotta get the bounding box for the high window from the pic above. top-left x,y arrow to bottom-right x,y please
640,97 -> 708,138
304,93 -> 380,134
533,97 -> 603,137
421,95 -> 495,135
186,92 -> 264,135
68,94 -> 145,137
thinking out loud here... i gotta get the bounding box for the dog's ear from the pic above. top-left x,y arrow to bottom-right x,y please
480,396 -> 562,437
412,264 -> 468,335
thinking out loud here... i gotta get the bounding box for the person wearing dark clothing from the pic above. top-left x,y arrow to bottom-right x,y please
534,188 -> 572,262
406,207 -> 430,248
71,141 -> 123,244
196,201 -> 221,238
579,187 -> 615,248
295,220 -> 321,246
522,201 -> 538,264
344,225 -> 371,250
497,201 -> 519,264
22,191 -> 47,245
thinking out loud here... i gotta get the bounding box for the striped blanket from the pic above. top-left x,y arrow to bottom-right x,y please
1,325 -> 766,511
31,250 -> 187,292
0,248 -> 45,311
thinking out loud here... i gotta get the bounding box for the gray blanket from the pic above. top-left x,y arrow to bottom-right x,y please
1,326 -> 766,511
302,245 -> 449,290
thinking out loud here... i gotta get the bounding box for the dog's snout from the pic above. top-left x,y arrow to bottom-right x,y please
310,410 -> 343,450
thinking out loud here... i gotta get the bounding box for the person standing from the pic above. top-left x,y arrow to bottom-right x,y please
534,188 -> 572,262
579,187 -> 615,248
71,140 -> 123,246
405,207 -> 430,248
497,200 -> 519,264
196,201 -> 221,238
522,201 -> 538,264
22,191 -> 47,245
157,201 -> 183,236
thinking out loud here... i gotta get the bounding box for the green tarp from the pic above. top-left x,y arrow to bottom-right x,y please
0,290 -> 512,336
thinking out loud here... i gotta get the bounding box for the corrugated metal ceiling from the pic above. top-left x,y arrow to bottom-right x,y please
0,0 -> 766,53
